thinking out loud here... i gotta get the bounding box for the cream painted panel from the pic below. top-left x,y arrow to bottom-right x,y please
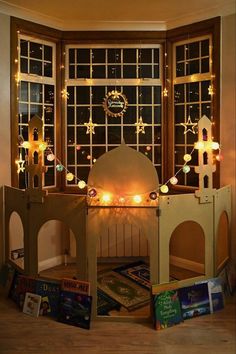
159,193 -> 214,283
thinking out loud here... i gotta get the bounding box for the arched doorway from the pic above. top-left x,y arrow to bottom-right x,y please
38,219 -> 76,279
169,221 -> 205,280
216,211 -> 229,272
9,211 -> 24,270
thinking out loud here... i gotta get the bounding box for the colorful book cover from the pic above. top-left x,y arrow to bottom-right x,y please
23,292 -> 41,317
61,278 -> 90,295
153,289 -> 183,330
58,290 -> 92,329
13,275 -> 36,309
196,277 -> 224,313
178,283 -> 210,320
35,279 -> 60,317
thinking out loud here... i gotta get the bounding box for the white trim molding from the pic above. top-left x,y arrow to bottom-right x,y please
170,255 -> 205,274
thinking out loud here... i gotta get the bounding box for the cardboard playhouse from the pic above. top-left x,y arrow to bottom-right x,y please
2,115 -> 231,319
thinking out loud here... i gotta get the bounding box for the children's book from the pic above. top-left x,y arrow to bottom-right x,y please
153,289 -> 183,330
13,275 -> 36,309
58,290 -> 92,329
196,277 -> 224,313
61,278 -> 90,295
35,278 -> 60,317
178,283 -> 210,320
23,292 -> 41,317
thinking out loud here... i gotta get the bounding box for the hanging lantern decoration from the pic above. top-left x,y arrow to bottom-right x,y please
160,185 -> 169,194
47,153 -> 55,161
56,164 -> 64,172
66,172 -> 74,182
88,188 -> 97,197
78,180 -> 86,189
170,176 -> 178,185
183,165 -> 190,174
183,154 -> 192,162
149,191 -> 158,200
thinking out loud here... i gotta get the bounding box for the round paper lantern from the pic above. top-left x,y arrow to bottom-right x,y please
149,191 -> 158,200
170,176 -> 178,185
66,172 -> 74,181
183,154 -> 192,162
56,164 -> 64,172
183,165 -> 190,173
47,153 -> 55,161
160,185 -> 169,193
88,188 -> 97,197
78,180 -> 86,189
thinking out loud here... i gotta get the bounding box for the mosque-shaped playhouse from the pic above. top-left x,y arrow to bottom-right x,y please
3,114 -> 232,320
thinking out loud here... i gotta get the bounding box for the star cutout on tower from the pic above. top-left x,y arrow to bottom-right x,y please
181,116 -> 198,134
15,153 -> 25,174
135,117 -> 147,134
84,117 -> 97,134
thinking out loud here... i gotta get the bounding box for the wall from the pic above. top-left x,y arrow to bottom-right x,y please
221,13 -> 236,261
0,13 -> 10,267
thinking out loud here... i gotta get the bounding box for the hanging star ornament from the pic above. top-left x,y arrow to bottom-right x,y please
135,117 -> 148,134
15,153 -> 25,174
84,117 -> 97,134
181,116 -> 198,134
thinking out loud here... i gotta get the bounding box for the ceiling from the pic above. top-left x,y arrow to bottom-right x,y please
0,0 -> 235,30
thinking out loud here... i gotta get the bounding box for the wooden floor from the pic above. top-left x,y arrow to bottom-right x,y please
0,293 -> 235,354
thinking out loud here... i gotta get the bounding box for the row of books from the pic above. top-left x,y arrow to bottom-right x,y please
152,276 -> 225,331
7,271 -> 92,330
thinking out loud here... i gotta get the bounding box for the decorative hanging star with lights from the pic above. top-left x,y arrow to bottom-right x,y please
15,153 -> 25,174
84,117 -> 98,134
181,116 -> 198,134
135,117 -> 147,134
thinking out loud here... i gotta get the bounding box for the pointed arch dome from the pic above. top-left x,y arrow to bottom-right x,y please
87,142 -> 159,196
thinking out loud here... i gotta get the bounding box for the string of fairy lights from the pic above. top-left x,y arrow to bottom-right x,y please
15,32 -> 222,198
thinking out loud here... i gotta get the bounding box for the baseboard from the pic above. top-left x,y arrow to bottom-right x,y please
38,255 -> 64,272
170,255 -> 204,274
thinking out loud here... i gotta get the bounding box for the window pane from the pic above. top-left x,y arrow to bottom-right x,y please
30,60 -> 42,75
92,49 -> 105,63
123,49 -> 136,63
30,42 -> 42,60
123,65 -> 136,78
76,86 -> 90,104
77,49 -> 90,63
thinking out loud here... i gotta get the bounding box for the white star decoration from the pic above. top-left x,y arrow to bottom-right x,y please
84,117 -> 97,134
135,117 -> 147,134
181,116 -> 198,134
15,153 -> 25,174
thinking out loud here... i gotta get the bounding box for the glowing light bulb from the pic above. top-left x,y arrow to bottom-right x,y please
212,142 -> 220,150
93,158 -> 96,163
88,188 -> 97,197
47,153 -> 55,161
194,141 -> 204,150
160,185 -> 169,193
119,197 -> 125,203
183,165 -> 190,173
146,146 -> 151,151
87,155 -> 91,160
56,164 -> 64,172
78,180 -> 86,189
66,173 -> 74,182
133,195 -> 142,204
22,141 -> 31,149
39,142 -> 47,151
76,145 -> 81,150
101,193 -> 112,203
170,176 -> 178,185
183,154 -> 192,162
